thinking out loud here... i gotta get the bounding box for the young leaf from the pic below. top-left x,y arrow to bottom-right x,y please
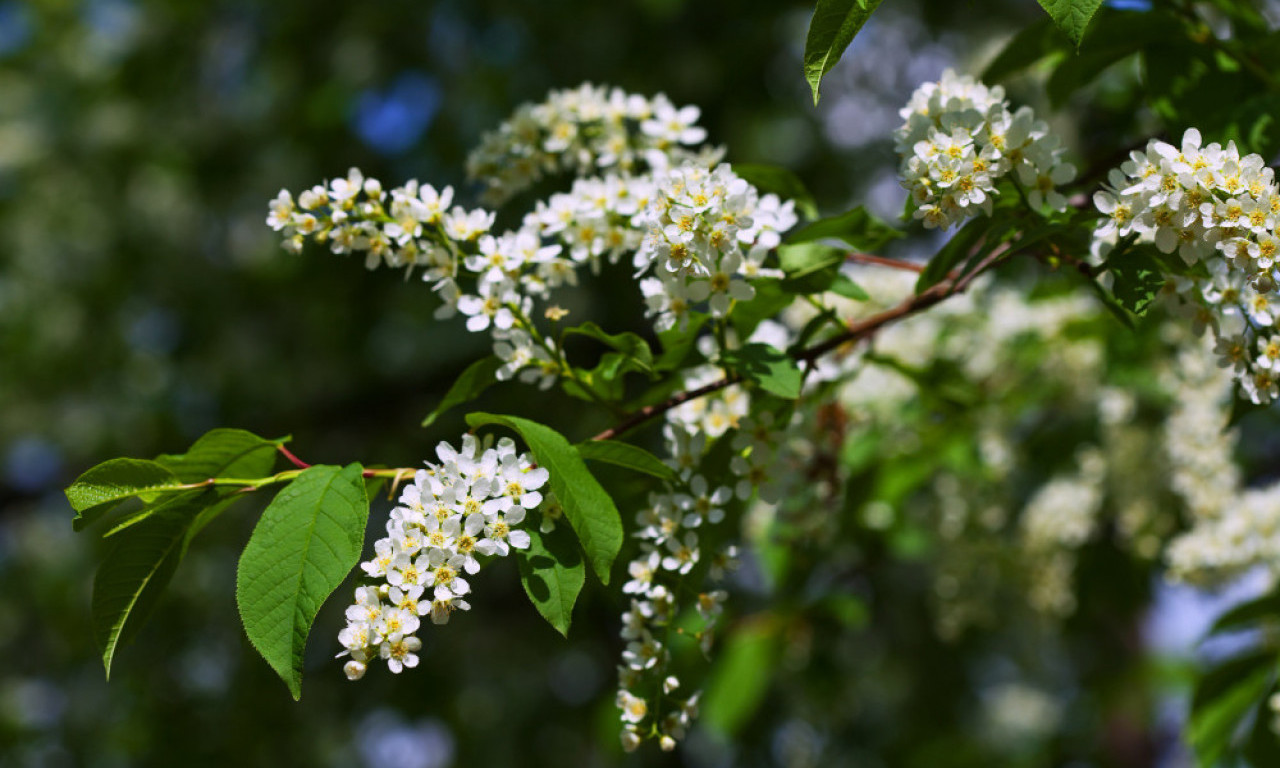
1035,0 -> 1104,48
577,439 -> 677,482
67,458 -> 188,531
786,206 -> 903,252
92,490 -> 232,676
466,413 -> 623,584
829,273 -> 870,301
236,463 -> 369,700
516,526 -> 586,637
803,0 -> 887,104
778,243 -> 844,294
730,163 -> 819,221
156,428 -> 282,483
421,356 -> 503,428
721,343 -> 803,399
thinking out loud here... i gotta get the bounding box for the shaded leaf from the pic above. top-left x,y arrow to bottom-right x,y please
786,206 -> 902,252
516,525 -> 585,637
721,343 -> 803,399
732,163 -> 818,221
577,439 -> 677,481
421,356 -> 503,428
466,413 -> 623,584
702,616 -> 780,735
92,490 -> 234,676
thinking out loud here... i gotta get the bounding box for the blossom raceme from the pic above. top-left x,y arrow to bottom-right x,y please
465,82 -> 720,206
1092,128 -> 1280,404
336,434 -> 546,680
894,69 -> 1075,229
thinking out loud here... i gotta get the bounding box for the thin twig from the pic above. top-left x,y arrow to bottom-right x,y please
844,253 -> 924,273
590,244 -> 1011,442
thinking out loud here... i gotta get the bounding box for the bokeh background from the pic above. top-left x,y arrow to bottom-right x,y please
6,0 -> 1280,766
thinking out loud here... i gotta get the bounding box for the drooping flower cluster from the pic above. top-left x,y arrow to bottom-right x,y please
1093,128 -> 1280,403
1161,339 -> 1280,583
466,83 -> 718,206
615,420 -> 739,752
894,69 -> 1075,229
632,163 -> 796,332
336,435 -> 547,681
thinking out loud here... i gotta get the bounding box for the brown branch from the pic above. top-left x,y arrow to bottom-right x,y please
590,245 -> 1011,443
844,252 -> 924,273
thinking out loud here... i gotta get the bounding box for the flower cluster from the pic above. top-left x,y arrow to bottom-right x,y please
466,83 -> 716,206
632,163 -> 796,332
1161,339 -> 1280,583
615,420 -> 739,752
336,435 -> 547,680
266,168 -> 580,390
1093,128 -> 1280,403
894,69 -> 1075,229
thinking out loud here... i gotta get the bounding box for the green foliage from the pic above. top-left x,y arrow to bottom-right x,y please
67,459 -> 190,531
93,491 -> 237,677
235,463 -> 370,700
421,356 -> 504,427
1105,248 -> 1166,317
1186,588 -> 1280,767
577,439 -> 678,482
1034,0 -> 1103,48
466,413 -> 624,584
786,206 -> 903,252
778,243 -> 846,295
516,525 -> 586,637
731,163 -> 820,220
701,616 -> 780,734
720,343 -> 804,399
155,428 -> 283,483
803,0 -> 887,104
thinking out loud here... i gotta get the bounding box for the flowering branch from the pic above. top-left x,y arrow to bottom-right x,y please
591,244 -> 1011,443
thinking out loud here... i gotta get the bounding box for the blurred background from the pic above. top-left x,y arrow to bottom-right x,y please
6,0 -> 1280,765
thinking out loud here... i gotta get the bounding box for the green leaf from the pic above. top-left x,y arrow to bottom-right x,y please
786,206 -> 902,252
466,413 -> 623,584
421,356 -> 503,428
731,163 -> 818,221
1210,591 -> 1280,636
778,243 -> 845,295
702,616 -> 780,735
92,490 -> 232,676
1034,0 -> 1103,48
1189,656 -> 1276,767
67,459 -> 188,531
654,313 -> 710,372
829,273 -> 870,301
721,343 -> 804,399
982,18 -> 1067,82
515,525 -> 586,637
576,439 -> 677,482
157,428 -> 282,483
564,322 -> 654,373
236,463 -> 369,700
1105,247 -> 1165,317
803,0 -> 887,104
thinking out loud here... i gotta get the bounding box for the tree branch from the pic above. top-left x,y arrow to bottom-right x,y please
590,245 -> 1010,442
